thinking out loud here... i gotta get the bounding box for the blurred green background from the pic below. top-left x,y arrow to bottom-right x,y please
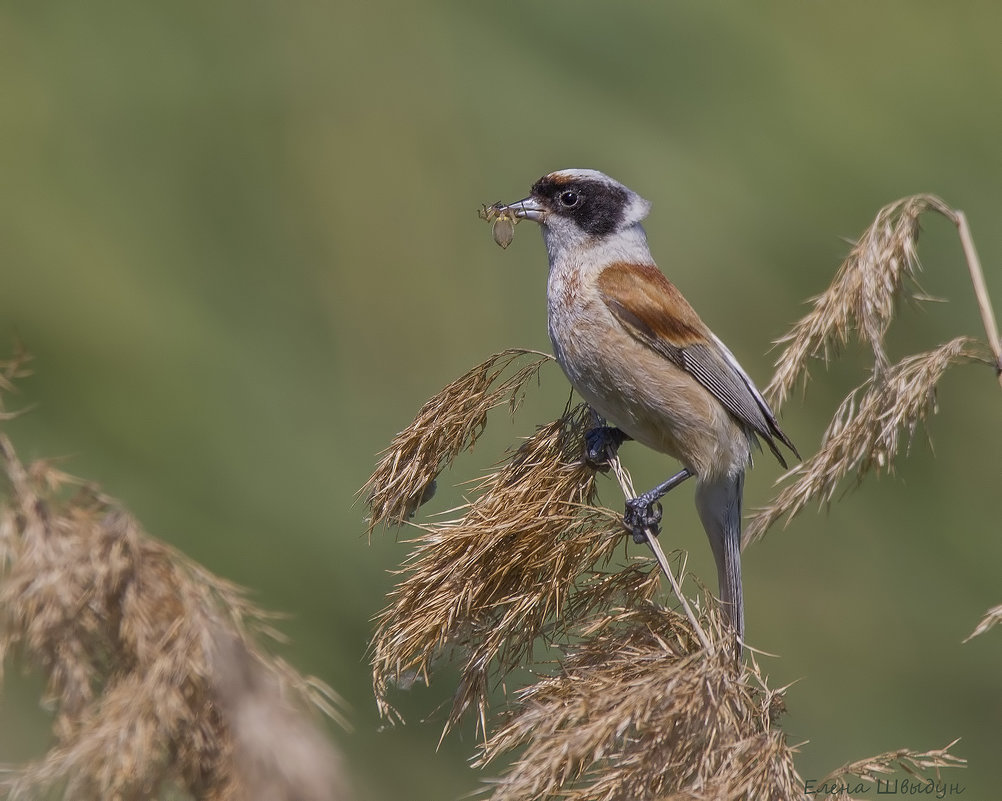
2,1 -> 1000,797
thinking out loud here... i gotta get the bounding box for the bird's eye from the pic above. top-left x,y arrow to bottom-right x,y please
559,190 -> 580,208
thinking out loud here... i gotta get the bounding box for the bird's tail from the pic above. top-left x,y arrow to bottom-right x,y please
695,473 -> 745,657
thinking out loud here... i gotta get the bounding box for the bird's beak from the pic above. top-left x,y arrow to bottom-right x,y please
502,196 -> 547,223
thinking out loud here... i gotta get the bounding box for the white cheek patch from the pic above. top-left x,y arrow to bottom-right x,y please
624,194 -> 652,225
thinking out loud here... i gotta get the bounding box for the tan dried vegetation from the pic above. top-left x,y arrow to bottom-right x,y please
748,195 -> 1000,544
364,194 -> 999,799
0,351 -> 346,801
363,348 -> 552,531
818,741 -> 966,795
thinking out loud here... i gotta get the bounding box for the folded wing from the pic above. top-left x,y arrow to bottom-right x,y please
596,261 -> 798,467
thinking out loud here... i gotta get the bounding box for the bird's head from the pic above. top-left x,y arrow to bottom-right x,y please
499,169 -> 652,261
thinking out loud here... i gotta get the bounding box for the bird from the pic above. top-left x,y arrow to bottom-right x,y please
495,168 -> 798,655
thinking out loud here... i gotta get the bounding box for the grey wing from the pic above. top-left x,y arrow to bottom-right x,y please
679,334 -> 798,467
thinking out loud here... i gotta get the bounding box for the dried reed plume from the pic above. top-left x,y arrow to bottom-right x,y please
745,336 -> 982,542
364,341 -> 968,799
766,194 -> 1000,410
964,603 -> 1002,643
477,605 -> 803,801
816,740 -> 966,799
362,348 -> 552,531
746,195 -> 1001,544
0,355 -> 346,801
370,399 -> 659,733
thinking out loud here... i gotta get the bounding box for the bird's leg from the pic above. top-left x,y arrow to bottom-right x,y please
584,425 -> 632,468
584,410 -> 632,469
625,468 -> 694,543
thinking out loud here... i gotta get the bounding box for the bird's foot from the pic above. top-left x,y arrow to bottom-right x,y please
624,495 -> 662,543
622,469 -> 693,544
584,426 -> 630,469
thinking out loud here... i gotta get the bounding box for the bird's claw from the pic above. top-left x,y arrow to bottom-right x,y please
584,426 -> 628,469
625,496 -> 662,543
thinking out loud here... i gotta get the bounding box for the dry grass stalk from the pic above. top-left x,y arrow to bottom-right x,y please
0,343 -> 33,420
953,209 -> 1002,390
602,449 -> 712,653
361,348 -> 552,532
816,740 -> 965,799
768,194 -> 965,411
0,363 -> 346,800
767,195 -> 947,409
476,605 -> 803,801
964,603 -> 1002,642
746,337 -> 982,543
370,402 -> 661,733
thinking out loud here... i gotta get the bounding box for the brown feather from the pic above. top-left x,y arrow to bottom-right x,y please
596,262 -> 707,347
